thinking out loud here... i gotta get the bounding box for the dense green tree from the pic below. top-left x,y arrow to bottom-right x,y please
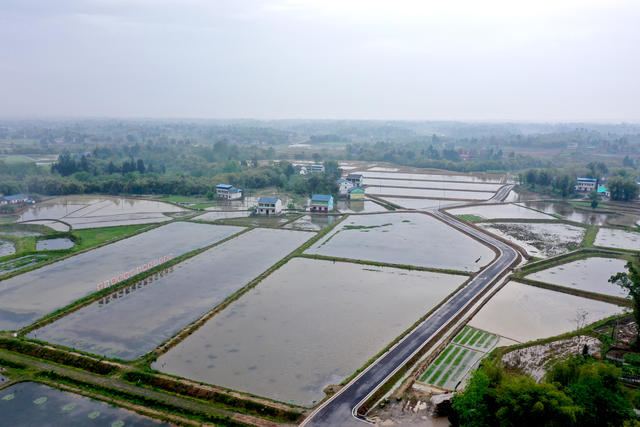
610,257 -> 640,343
607,176 -> 639,201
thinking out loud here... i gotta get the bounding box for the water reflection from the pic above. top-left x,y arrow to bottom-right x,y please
36,238 -> 74,251
283,215 -> 337,231
520,202 -> 608,225
366,186 -> 494,200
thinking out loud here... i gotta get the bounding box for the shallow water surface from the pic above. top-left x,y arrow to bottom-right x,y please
195,211 -> 251,221
0,382 -> 170,426
154,258 -> 467,407
448,203 -> 554,220
335,199 -> 388,213
305,212 -> 495,271
283,215 -> 337,231
28,228 -> 313,359
365,178 -> 503,192
36,238 -> 75,251
366,186 -> 495,200
526,257 -> 629,298
0,222 -> 244,331
520,202 -> 608,225
358,171 -> 504,183
375,198 -> 447,210
468,281 -> 623,343
0,241 -> 15,257
594,228 -> 640,250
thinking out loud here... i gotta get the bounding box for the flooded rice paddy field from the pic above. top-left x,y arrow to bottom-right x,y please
374,197 -> 446,210
0,382 -> 170,427
448,203 -> 555,220
0,241 -> 15,257
365,186 -> 495,200
204,195 -> 293,211
364,178 -> 503,192
36,238 -> 75,251
0,255 -> 51,276
519,201 -> 609,225
282,215 -> 338,231
305,212 -> 495,272
525,257 -> 629,298
194,211 -> 251,221
468,281 -> 624,343
153,258 -> 467,407
22,220 -> 70,232
0,222 -> 244,331
19,196 -> 186,228
335,199 -> 389,213
594,228 -> 640,250
478,222 -> 585,258
356,170 -> 504,183
0,231 -> 41,237
28,228 -> 312,360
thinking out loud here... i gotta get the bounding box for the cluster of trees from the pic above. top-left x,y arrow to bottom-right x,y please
518,168 -> 577,197
451,358 -> 639,427
309,134 -> 350,143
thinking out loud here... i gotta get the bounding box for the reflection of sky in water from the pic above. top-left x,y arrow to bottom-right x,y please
357,171 -> 504,183
448,203 -> 554,220
594,228 -> 640,250
0,240 -> 16,257
283,215 -> 338,231
28,228 -> 312,360
335,200 -> 388,213
520,202 -> 608,225
365,178 -> 503,192
0,222 -> 244,331
0,382 -> 170,426
36,238 -> 74,251
526,257 -> 628,298
154,258 -> 467,407
305,212 -> 495,271
366,186 -> 494,200
469,281 -> 623,343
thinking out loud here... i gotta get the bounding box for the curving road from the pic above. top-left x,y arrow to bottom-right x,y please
301,186 -> 518,427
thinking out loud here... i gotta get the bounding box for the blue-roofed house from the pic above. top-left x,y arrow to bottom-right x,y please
575,178 -> 596,192
1,194 -> 29,204
337,178 -> 350,197
310,194 -> 334,212
216,184 -> 242,200
256,197 -> 282,216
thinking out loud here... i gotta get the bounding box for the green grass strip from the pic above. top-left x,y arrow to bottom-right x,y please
453,327 -> 470,343
459,328 -> 477,346
428,347 -> 461,384
468,330 -> 485,347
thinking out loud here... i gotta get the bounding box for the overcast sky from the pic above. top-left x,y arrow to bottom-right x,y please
1,0 -> 639,121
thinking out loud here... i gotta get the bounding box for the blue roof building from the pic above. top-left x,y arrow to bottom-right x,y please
216,184 -> 242,200
310,194 -> 334,212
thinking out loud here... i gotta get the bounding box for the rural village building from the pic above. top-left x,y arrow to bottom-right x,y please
348,186 -> 365,200
1,194 -> 29,204
256,197 -> 282,216
346,173 -> 364,187
575,178 -> 597,192
216,184 -> 242,200
310,164 -> 325,173
310,194 -> 334,212
337,178 -> 351,197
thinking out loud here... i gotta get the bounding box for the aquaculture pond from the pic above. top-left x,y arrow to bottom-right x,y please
153,258 -> 467,407
282,215 -> 338,231
28,228 -> 312,360
36,238 -> 75,251
594,228 -> 640,250
468,281 -> 623,343
478,222 -> 585,258
358,171 -> 504,183
525,257 -> 629,298
335,199 -> 388,213
0,382 -> 170,427
365,186 -> 495,201
519,201 -> 608,225
0,240 -> 15,257
364,178 -> 503,192
305,212 -> 495,272
0,222 -> 244,331
447,203 -> 554,220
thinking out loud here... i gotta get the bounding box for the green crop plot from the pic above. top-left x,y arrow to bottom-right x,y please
456,214 -> 485,222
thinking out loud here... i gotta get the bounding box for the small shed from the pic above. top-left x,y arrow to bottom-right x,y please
256,197 -> 282,216
216,184 -> 242,200
310,194 -> 334,212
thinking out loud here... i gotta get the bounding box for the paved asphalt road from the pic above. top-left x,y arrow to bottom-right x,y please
302,185 -> 518,427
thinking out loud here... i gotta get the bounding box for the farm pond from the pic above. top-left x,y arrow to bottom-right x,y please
153,258 -> 468,407
304,212 -> 496,272
0,382 -> 170,427
27,228 -> 312,359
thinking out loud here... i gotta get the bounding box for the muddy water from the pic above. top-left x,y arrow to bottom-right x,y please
366,186 -> 495,200
594,228 -> 640,250
0,382 -> 170,426
36,238 -> 75,251
153,258 -> 467,407
335,200 -> 388,213
0,241 -> 15,257
283,215 -> 337,231
305,212 -> 495,271
365,178 -> 503,192
520,202 -> 608,225
0,222 -> 244,331
448,203 -> 554,220
525,257 -> 629,298
28,228 -> 312,359
468,281 -> 623,343
358,171 -> 504,183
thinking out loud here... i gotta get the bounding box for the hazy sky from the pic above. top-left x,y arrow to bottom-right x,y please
1,0 -> 639,120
